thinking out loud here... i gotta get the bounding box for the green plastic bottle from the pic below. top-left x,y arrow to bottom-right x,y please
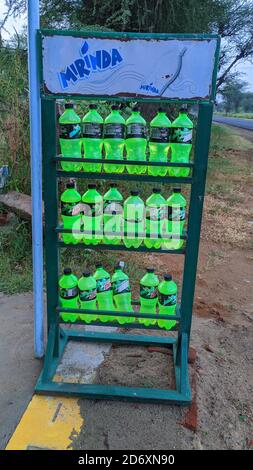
60,182 -> 82,245
104,105 -> 125,173
93,264 -> 114,322
59,103 -> 82,172
123,190 -> 145,248
144,188 -> 166,250
103,183 -> 123,245
169,107 -> 193,177
149,108 -> 171,176
139,268 -> 159,326
126,106 -> 147,174
164,187 -> 186,250
112,262 -> 133,324
59,268 -> 79,323
82,104 -> 103,173
82,184 -> 103,245
158,274 -> 177,330
78,271 -> 97,324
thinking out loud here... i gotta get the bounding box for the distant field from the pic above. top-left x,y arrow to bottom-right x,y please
215,112 -> 253,119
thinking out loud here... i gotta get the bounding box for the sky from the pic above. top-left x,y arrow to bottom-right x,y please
1,5 -> 253,92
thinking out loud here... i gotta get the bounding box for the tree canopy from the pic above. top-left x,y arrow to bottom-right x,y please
0,0 -> 253,89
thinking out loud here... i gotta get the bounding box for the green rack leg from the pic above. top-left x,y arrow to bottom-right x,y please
179,103 -> 213,340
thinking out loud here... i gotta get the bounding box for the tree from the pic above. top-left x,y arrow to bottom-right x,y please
1,0 -> 253,90
240,92 -> 253,113
219,77 -> 247,113
215,0 -> 253,89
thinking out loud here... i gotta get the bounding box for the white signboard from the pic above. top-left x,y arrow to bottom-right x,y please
41,34 -> 218,100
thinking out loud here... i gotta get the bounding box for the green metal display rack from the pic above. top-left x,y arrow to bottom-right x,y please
35,30 -> 220,404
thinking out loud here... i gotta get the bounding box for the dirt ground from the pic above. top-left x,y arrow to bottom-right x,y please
74,125 -> 253,450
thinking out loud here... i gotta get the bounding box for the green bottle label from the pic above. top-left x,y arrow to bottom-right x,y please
146,206 -> 165,221
150,127 -> 170,143
126,123 -> 146,138
168,206 -> 185,221
170,127 -> 192,144
104,123 -> 125,139
79,288 -> 97,302
96,278 -> 112,293
61,201 -> 81,217
159,293 -> 177,306
140,284 -> 158,299
59,286 -> 78,299
60,123 -> 81,139
83,202 -> 102,217
113,279 -> 130,295
104,200 -> 123,214
83,123 -> 103,138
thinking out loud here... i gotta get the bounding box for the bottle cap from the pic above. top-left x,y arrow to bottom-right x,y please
152,188 -> 161,193
158,107 -> 165,113
88,183 -> 96,189
147,268 -> 155,273
110,183 -> 117,188
173,187 -> 181,193
65,103 -> 74,109
82,270 -> 91,277
179,105 -> 187,113
130,190 -> 139,196
66,182 -> 75,189
111,104 -> 119,110
64,268 -> 72,275
89,104 -> 97,109
95,263 -> 102,268
164,274 -> 172,281
132,105 -> 140,112
115,261 -> 125,270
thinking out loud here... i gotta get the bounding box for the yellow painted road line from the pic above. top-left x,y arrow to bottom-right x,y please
5,394 -> 83,450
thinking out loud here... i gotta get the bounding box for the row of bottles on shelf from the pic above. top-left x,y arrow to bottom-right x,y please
59,103 -> 193,177
59,263 -> 177,330
61,183 -> 186,249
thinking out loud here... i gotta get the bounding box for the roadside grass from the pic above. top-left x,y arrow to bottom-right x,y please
203,124 -> 253,247
215,112 -> 253,119
0,214 -> 33,293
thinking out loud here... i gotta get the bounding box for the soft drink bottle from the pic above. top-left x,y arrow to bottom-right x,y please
60,182 -> 82,245
144,188 -> 166,249
158,274 -> 177,330
103,183 -> 123,245
139,268 -> 159,326
82,104 -> 103,173
59,103 -> 82,172
169,107 -> 193,177
104,105 -> 125,173
123,190 -> 145,248
78,271 -> 97,323
82,184 -> 103,245
164,187 -> 186,250
149,108 -> 171,176
112,262 -> 133,324
126,106 -> 147,174
93,264 -> 114,322
59,268 -> 79,322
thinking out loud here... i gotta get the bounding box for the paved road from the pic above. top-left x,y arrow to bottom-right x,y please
213,114 -> 253,131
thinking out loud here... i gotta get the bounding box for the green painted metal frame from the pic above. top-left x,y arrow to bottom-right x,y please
35,29 -> 218,404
